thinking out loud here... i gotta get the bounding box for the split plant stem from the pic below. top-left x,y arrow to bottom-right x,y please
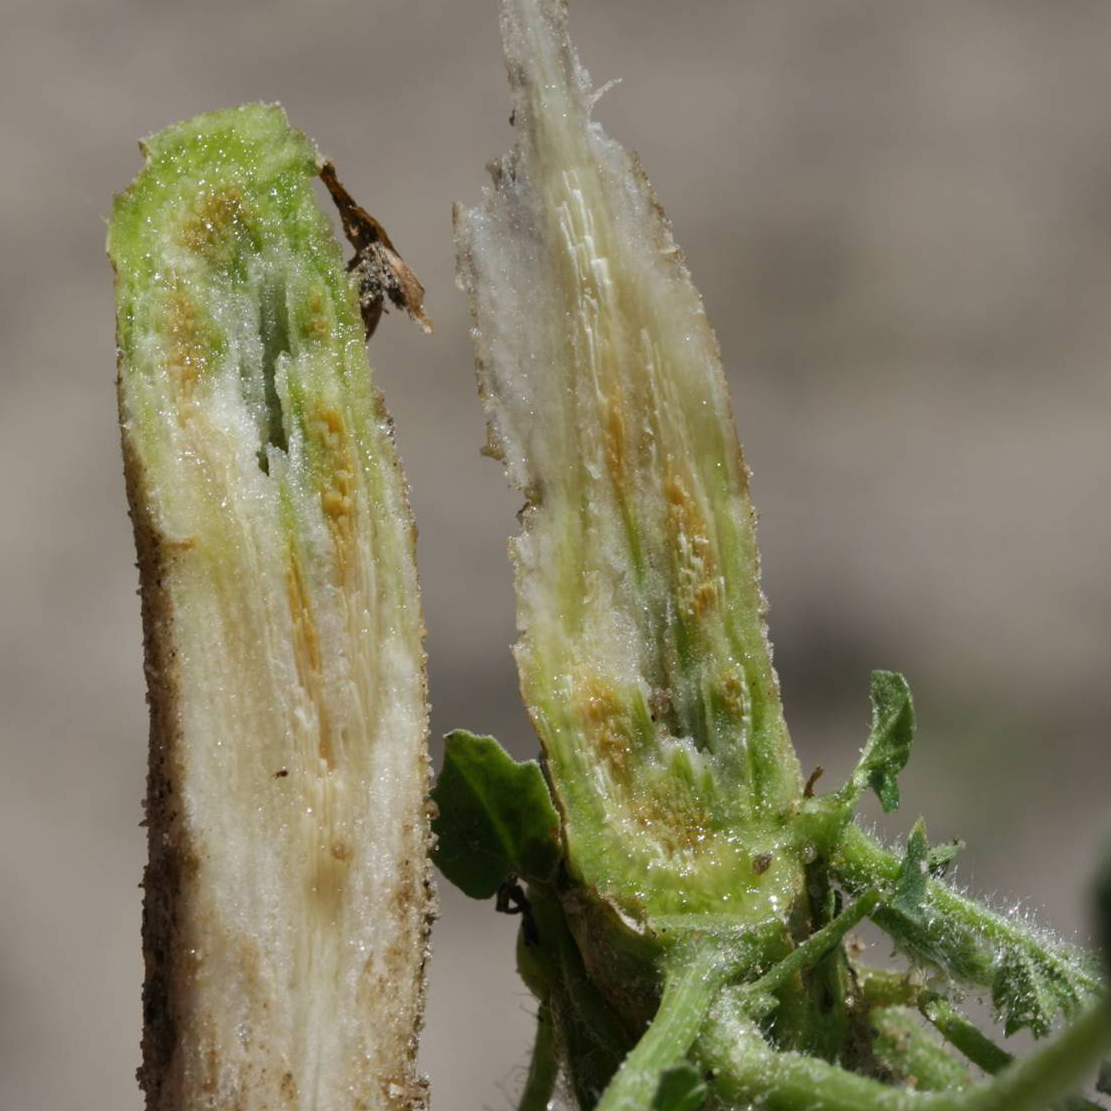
111,104 -> 432,1111
442,0 -> 1111,1108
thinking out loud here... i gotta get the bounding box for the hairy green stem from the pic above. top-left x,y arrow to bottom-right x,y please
958,1004 -> 1111,1111
857,965 -> 925,1009
834,824 -> 1101,998
516,883 -> 633,1107
701,997 -> 1111,1111
518,999 -> 559,1111
920,995 -> 1012,1076
921,995 -> 1106,1111
748,888 -> 882,1002
870,1007 -> 968,1092
594,943 -> 734,1111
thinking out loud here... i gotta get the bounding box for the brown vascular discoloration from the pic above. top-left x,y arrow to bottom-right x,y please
663,460 -> 720,622
280,1071 -> 298,1102
603,384 -> 627,487
176,187 -> 253,263
630,789 -> 712,855
164,286 -> 212,405
314,404 -> 356,574
717,669 -> 747,716
579,676 -> 633,777
284,546 -> 334,769
648,688 -> 671,722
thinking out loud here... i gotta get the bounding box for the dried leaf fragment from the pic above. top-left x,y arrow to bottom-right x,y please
321,160 -> 432,337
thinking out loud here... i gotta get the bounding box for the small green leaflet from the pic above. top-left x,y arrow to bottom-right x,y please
889,823 -> 962,929
927,839 -> 965,876
892,819 -> 930,921
652,1062 -> 707,1111
852,670 -> 915,813
991,947 -> 1082,1039
431,730 -> 561,900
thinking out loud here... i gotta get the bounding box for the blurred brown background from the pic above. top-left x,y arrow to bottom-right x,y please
2,1 -> 1109,1107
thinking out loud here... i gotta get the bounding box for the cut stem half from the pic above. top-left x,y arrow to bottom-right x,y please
455,0 -> 803,925
110,103 -> 432,1111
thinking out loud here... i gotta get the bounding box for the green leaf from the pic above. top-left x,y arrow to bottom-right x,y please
651,1062 -> 707,1111
892,819 -> 930,921
431,730 -> 561,900
927,838 -> 965,876
992,946 -> 1081,1038
837,824 -> 1103,1011
851,670 -> 915,813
